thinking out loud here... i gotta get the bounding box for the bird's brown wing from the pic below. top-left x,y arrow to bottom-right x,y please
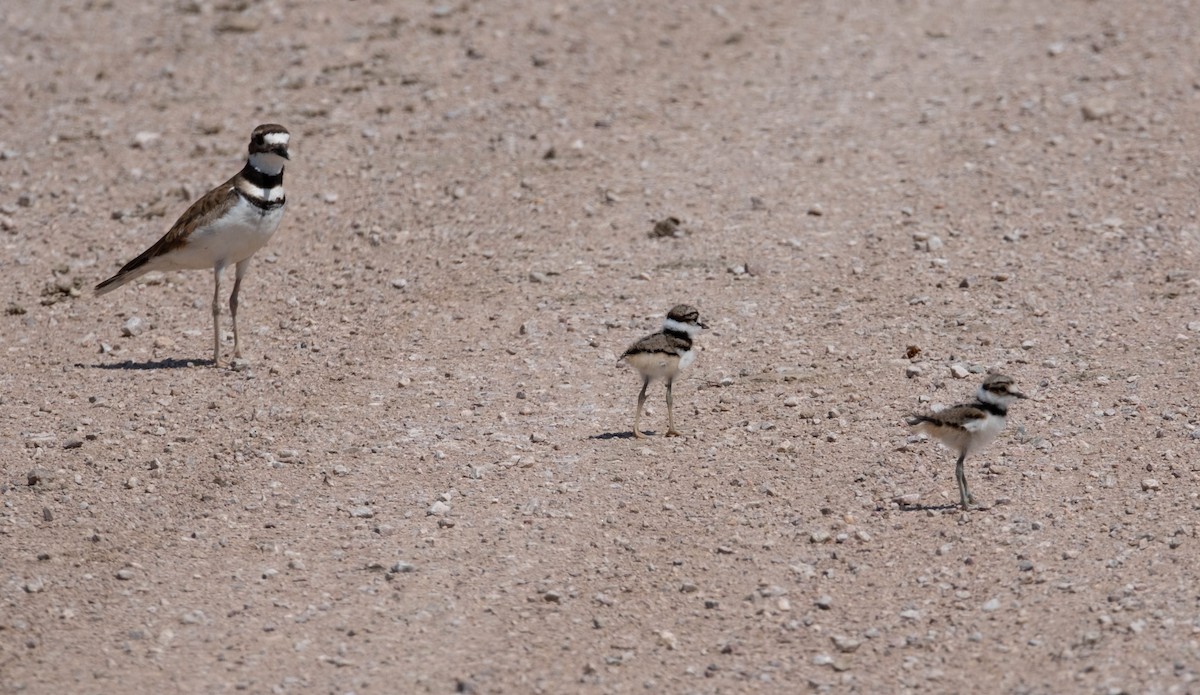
907,404 -> 988,431
96,177 -> 240,292
622,332 -> 687,359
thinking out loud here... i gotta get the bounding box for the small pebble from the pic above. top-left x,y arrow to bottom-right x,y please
1141,478 -> 1160,491
116,568 -> 135,581
427,500 -> 451,516
122,316 -> 145,337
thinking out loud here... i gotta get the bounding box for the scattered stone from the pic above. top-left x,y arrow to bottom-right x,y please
656,630 -> 678,650
815,595 -> 833,610
894,493 -> 921,507
543,589 -> 563,603
428,500 -> 451,516
390,561 -> 416,574
650,216 -> 683,238
63,439 -> 83,450
810,530 -> 831,544
132,132 -> 160,148
180,610 -> 206,625
27,469 -> 51,486
950,364 -> 970,379
528,271 -> 547,283
905,365 -> 923,378
783,396 -> 800,407
982,598 -> 1001,612
116,568 -> 135,581
1081,98 -> 1116,121
1141,478 -> 1161,491
24,577 -> 46,593
350,506 -> 374,518
831,635 -> 860,653
121,316 -> 145,337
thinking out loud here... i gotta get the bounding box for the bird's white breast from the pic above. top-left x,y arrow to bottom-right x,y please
163,196 -> 284,270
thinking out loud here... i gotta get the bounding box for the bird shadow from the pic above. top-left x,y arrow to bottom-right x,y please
897,502 -> 964,513
83,357 -> 212,371
589,431 -> 641,440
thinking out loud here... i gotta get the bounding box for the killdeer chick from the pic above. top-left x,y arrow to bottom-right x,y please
907,373 -> 1027,510
620,304 -> 707,438
95,124 -> 291,366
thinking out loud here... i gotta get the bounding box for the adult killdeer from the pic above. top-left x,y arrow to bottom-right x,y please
620,305 -> 707,438
95,124 -> 291,366
907,373 -> 1027,510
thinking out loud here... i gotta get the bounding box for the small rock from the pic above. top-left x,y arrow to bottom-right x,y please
905,365 -> 923,378
180,610 -> 206,625
1141,478 -> 1161,491
543,589 -> 563,603
650,216 -> 682,238
390,561 -> 416,574
116,568 -> 135,581
894,493 -> 921,507
350,506 -> 374,518
656,630 -> 678,650
27,469 -> 51,486
950,364 -> 970,379
810,530 -> 831,544
783,396 -> 800,407
528,271 -> 547,283
815,595 -> 833,610
982,598 -> 1001,612
831,635 -> 860,653
132,132 -> 160,148
1082,98 -> 1116,121
427,500 -> 451,516
121,316 -> 145,337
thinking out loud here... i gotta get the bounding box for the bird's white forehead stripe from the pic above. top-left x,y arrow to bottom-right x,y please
264,132 -> 289,146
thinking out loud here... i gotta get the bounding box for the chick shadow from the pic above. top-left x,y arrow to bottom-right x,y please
84,357 -> 211,370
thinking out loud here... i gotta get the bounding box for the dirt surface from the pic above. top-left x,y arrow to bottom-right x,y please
3,1 -> 1200,692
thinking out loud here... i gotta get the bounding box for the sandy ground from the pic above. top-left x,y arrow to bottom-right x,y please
3,0 -> 1200,692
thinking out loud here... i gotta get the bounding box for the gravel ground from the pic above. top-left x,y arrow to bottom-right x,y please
3,1 -> 1200,693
